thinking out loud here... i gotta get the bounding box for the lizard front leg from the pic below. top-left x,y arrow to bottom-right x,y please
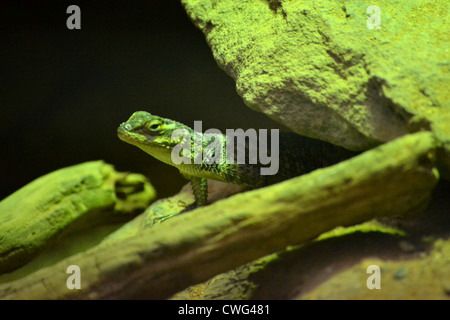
182,174 -> 208,208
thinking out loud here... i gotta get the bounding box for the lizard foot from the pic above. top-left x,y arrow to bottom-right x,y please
180,201 -> 199,213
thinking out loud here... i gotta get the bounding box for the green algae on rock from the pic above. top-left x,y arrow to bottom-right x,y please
181,0 -> 449,152
0,161 -> 156,275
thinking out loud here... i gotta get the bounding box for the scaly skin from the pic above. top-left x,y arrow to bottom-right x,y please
118,111 -> 357,207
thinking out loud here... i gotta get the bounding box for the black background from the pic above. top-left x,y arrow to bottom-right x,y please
0,0 -> 280,200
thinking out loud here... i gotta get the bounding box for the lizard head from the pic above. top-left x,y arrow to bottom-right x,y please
118,111 -> 192,162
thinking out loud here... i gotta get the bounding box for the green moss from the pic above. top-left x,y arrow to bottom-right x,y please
182,0 -> 449,152
317,220 -> 406,241
0,161 -> 156,275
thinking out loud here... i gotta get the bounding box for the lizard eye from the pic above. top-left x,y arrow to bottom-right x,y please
147,121 -> 161,132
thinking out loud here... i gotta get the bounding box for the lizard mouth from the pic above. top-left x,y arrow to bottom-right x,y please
117,123 -> 144,143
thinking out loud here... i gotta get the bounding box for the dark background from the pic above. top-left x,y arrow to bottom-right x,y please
0,0 -> 281,200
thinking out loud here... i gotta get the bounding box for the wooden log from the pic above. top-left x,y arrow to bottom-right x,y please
0,161 -> 155,275
0,132 -> 438,299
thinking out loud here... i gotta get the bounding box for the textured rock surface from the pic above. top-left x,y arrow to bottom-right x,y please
302,238 -> 450,300
181,0 -> 449,151
0,161 -> 156,275
172,190 -> 450,300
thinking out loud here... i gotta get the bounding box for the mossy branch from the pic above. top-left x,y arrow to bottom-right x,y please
0,132 -> 438,299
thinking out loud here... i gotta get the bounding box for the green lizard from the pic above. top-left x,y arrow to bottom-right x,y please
117,111 -> 357,208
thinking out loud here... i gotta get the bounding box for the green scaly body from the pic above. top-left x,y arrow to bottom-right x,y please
118,111 -> 357,207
